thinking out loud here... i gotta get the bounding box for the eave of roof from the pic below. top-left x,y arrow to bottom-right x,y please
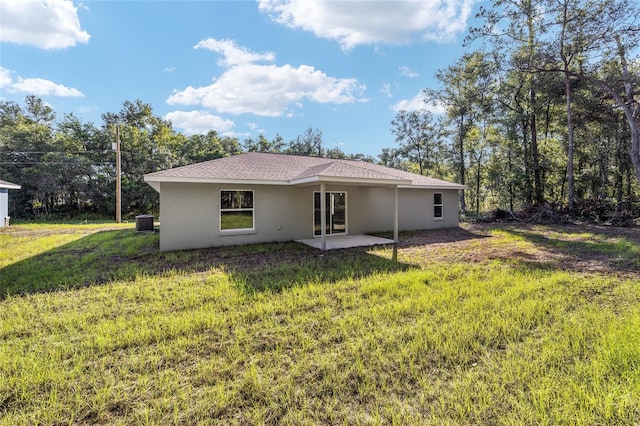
289,175 -> 411,186
0,180 -> 21,190
143,176 -> 291,186
144,174 -> 411,188
398,183 -> 468,190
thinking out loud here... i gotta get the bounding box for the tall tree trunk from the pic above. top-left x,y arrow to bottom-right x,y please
521,116 -> 533,204
564,72 -> 575,210
615,127 -> 624,210
526,5 -> 543,206
559,1 -> 575,210
508,144 -> 514,212
567,35 -> 640,190
598,146 -> 607,199
458,116 -> 466,212
476,151 -> 482,214
597,76 -> 640,187
530,89 -> 543,204
616,36 -> 640,186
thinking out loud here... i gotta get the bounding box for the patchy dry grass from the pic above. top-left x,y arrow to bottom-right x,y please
1,222 -> 639,424
386,223 -> 640,277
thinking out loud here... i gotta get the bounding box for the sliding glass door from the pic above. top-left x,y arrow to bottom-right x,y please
314,192 -> 346,236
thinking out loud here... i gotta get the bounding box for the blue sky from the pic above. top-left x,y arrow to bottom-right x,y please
0,0 -> 480,157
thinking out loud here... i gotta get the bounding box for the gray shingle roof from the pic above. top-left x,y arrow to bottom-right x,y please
145,152 -> 466,189
291,160 -> 405,182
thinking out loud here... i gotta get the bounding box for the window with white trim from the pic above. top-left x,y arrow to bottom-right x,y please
434,193 -> 443,219
220,190 -> 254,231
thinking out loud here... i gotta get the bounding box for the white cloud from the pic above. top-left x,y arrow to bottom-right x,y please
399,65 -> 419,78
0,67 -> 84,97
78,105 -> 97,113
380,83 -> 392,98
11,78 -> 84,97
167,39 -> 365,117
195,38 -> 276,67
258,0 -> 475,50
392,91 -> 445,114
427,100 -> 447,115
0,0 -> 90,49
164,110 -> 235,135
0,67 -> 12,87
164,67 -> 176,73
373,45 -> 387,56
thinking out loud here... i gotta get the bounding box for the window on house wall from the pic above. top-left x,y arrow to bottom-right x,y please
220,190 -> 254,230
434,193 -> 443,219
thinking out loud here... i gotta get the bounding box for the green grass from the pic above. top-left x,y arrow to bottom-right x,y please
1,223 -> 639,424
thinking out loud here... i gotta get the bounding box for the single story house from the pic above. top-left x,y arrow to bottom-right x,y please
0,179 -> 21,227
144,152 -> 466,251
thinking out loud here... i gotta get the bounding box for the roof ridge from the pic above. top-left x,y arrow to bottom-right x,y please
290,161 -> 336,180
332,158 -> 406,180
290,159 -> 409,182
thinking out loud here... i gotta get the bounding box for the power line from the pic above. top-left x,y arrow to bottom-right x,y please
0,151 -> 132,154
0,161 -> 115,165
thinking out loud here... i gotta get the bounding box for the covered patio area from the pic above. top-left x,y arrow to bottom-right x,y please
296,234 -> 396,250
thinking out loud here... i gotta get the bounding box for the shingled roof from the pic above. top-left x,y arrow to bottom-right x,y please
144,152 -> 466,189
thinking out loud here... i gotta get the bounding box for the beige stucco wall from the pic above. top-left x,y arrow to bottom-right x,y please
158,182 -> 310,251
157,182 -> 461,251
357,187 -> 461,232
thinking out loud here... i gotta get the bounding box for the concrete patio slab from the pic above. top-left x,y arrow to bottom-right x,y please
296,234 -> 396,250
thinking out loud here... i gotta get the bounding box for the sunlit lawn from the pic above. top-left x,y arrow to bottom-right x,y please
1,222 -> 639,424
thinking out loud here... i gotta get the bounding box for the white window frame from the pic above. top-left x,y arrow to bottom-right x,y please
434,192 -> 444,220
219,189 -> 255,233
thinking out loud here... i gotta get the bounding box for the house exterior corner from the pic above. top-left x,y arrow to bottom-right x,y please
0,180 -> 21,227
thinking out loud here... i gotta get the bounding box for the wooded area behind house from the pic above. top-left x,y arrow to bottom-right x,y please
1,0 -> 639,222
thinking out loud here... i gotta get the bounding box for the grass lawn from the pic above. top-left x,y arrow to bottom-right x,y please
1,222 -> 639,424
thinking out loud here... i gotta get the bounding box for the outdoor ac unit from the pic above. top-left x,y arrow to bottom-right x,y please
135,214 -> 154,232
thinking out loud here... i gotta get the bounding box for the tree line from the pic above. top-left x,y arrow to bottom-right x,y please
387,0 -> 640,218
0,97 -> 373,220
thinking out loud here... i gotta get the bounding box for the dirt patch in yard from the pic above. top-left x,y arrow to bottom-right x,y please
176,223 -> 640,282
151,223 -> 640,280
394,223 -> 640,278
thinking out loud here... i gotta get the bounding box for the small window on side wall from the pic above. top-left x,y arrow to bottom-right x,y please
434,193 -> 443,219
220,190 -> 254,231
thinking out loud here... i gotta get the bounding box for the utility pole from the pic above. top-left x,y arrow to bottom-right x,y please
115,125 -> 122,223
